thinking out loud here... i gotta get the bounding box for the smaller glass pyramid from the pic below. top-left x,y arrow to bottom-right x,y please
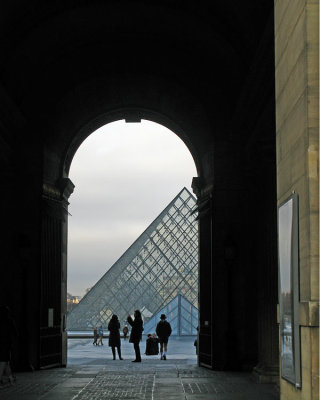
143,294 -> 198,336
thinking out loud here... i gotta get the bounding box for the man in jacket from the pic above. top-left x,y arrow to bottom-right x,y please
156,314 -> 172,360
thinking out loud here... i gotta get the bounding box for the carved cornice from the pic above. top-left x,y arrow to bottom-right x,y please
192,177 -> 213,199
42,183 -> 61,201
57,178 -> 75,202
191,177 -> 213,220
42,179 -> 75,202
191,177 -> 202,198
42,179 -> 74,221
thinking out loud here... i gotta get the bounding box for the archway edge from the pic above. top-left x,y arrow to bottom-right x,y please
43,74 -> 211,185
63,107 -> 202,179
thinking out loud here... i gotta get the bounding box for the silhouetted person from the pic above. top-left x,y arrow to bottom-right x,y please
145,333 -> 159,356
156,314 -> 172,360
97,325 -> 104,345
0,306 -> 17,387
194,326 -> 199,355
122,325 -> 129,340
127,310 -> 143,362
93,326 -> 98,345
108,315 -> 123,360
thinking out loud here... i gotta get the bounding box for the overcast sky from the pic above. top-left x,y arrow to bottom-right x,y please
67,120 -> 197,296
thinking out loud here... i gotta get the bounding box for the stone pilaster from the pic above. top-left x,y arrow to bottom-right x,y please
192,176 -> 213,368
40,178 -> 74,367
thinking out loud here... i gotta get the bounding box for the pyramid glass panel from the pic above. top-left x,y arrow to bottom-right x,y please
67,188 -> 198,331
143,294 -> 198,336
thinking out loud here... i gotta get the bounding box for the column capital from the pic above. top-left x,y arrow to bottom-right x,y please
57,178 -> 75,202
42,179 -> 74,220
192,177 -> 213,199
191,177 -> 213,220
191,177 -> 202,198
42,178 -> 75,203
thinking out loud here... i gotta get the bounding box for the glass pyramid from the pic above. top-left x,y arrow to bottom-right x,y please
143,294 -> 198,336
67,187 -> 198,331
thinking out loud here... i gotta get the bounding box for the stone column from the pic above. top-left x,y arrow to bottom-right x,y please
58,178 -> 75,366
40,178 -> 74,368
208,140 -> 260,371
193,140 -> 261,371
252,168 -> 279,384
192,177 -> 214,368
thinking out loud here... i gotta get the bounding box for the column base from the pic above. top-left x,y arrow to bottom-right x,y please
252,363 -> 279,384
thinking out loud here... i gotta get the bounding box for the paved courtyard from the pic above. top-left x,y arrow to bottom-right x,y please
0,337 -> 279,399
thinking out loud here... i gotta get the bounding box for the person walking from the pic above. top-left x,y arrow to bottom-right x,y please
97,325 -> 104,345
0,306 -> 17,388
93,326 -> 98,345
108,315 -> 123,360
156,314 -> 172,360
127,310 -> 143,362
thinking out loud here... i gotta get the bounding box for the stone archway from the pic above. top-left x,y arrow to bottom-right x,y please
39,77 -> 213,367
0,2 -> 281,382
36,65 -> 279,375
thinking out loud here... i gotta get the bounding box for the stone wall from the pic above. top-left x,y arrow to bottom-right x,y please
274,1 -> 319,399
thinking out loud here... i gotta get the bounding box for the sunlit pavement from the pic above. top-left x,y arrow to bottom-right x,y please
68,335 -> 198,364
1,337 -> 278,399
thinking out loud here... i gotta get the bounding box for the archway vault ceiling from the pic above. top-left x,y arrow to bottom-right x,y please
0,1 -> 273,107
0,1 -> 272,58
0,0 -> 275,172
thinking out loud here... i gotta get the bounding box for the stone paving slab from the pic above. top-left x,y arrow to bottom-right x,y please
154,377 -> 181,383
0,362 -> 279,400
0,338 -> 278,399
59,377 -> 94,387
152,396 -> 186,400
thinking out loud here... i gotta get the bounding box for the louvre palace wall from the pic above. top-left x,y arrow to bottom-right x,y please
274,1 -> 319,399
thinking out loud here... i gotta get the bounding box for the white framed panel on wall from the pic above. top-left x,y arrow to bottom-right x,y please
278,193 -> 301,388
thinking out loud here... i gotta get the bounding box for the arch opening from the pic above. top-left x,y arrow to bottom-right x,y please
66,119 -> 199,363
62,112 -> 202,180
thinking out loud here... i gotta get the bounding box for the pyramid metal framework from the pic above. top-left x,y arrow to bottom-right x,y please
67,188 -> 198,331
143,294 -> 198,336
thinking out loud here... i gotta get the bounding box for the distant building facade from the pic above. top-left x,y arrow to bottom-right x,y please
67,293 -> 81,313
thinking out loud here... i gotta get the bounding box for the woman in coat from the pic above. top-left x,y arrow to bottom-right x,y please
127,310 -> 143,362
108,315 -> 123,360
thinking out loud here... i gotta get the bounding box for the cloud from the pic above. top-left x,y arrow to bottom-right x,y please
67,120 -> 197,296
